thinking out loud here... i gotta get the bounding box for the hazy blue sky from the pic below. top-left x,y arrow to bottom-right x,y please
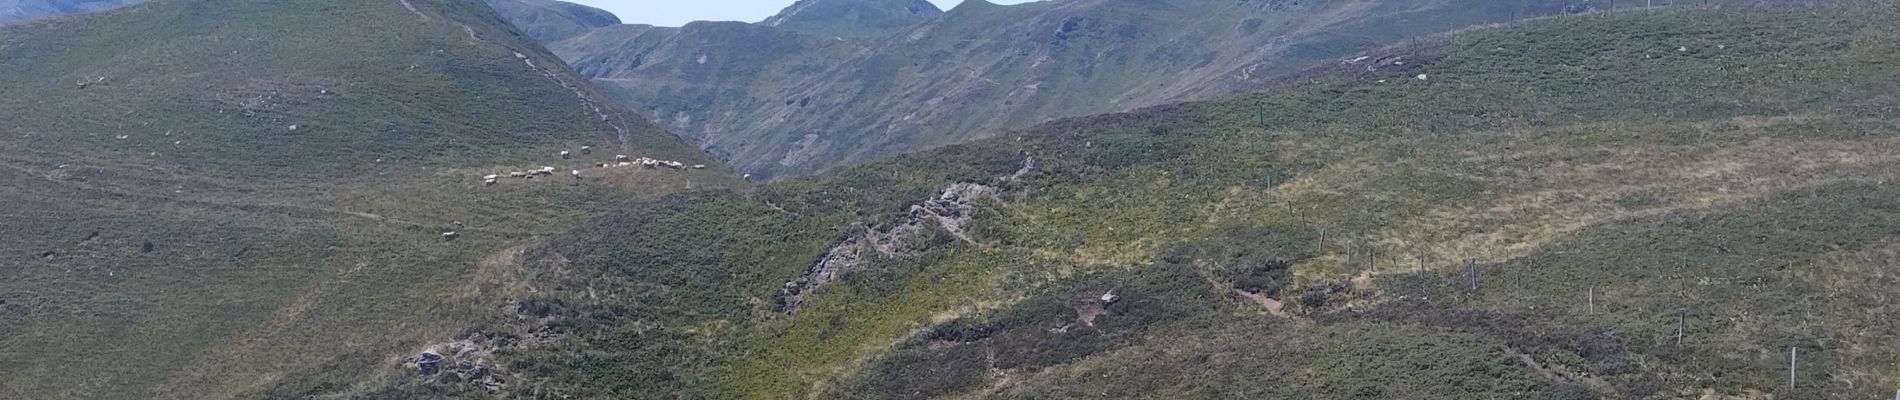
565,0 -> 1038,27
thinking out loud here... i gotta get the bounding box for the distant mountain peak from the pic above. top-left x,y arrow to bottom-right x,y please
760,0 -> 943,37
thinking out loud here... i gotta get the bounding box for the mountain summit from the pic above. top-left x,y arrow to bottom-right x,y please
481,0 -> 620,42
760,0 -> 943,37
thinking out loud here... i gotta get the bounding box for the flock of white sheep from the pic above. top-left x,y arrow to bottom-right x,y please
481,145 -> 703,186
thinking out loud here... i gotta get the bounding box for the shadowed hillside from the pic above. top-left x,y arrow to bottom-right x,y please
496,0 -> 1772,178
285,3 -> 1900,399
0,0 -> 735,398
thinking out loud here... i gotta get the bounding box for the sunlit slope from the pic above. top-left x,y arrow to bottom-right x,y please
0,0 -> 734,398
324,5 -> 1900,399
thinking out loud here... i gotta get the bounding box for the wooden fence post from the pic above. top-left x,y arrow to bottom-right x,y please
1588,287 -> 1595,314
1789,346 -> 1798,396
1368,246 -> 1378,270
1466,261 -> 1479,293
1675,308 -> 1687,347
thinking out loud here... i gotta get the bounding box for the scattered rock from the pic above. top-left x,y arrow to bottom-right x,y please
415,350 -> 444,375
140,240 -> 155,253
410,335 -> 510,391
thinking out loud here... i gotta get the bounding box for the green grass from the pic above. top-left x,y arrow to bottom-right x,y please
0,0 -> 731,398
375,4 -> 1900,399
1379,182 -> 1900,396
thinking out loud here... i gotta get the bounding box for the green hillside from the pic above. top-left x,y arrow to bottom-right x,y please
0,0 -> 733,398
287,4 -> 1900,399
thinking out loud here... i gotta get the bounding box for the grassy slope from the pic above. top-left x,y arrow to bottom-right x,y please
402,4 -> 1900,399
0,0 -> 734,398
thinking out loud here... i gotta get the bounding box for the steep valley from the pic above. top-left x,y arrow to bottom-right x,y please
1,1 -> 1896,399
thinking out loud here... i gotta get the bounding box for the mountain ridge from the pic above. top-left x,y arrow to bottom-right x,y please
498,0 -> 1617,178
0,0 -> 142,24
760,0 -> 943,37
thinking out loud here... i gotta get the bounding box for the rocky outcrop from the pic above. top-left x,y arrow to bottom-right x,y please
776,158 -> 1032,312
410,337 -> 505,391
405,297 -> 571,392
776,181 -> 1001,312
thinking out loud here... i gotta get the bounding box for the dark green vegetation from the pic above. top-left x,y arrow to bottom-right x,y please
282,4 -> 1899,399
0,0 -> 142,24
501,0 -> 1635,178
0,0 -> 732,398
